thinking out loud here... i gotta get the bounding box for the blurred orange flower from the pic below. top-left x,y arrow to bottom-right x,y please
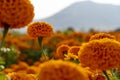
0,0 -> 34,28
27,22 -> 53,38
56,44 -> 70,59
79,38 -> 120,70
89,33 -> 115,41
8,72 -> 36,80
68,46 -> 80,55
37,60 -> 89,80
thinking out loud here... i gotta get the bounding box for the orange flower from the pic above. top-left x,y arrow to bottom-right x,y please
0,0 -> 34,28
68,46 -> 80,55
33,61 -> 40,66
3,68 -> 13,73
8,72 -> 36,80
56,44 -> 70,59
37,60 -> 89,80
27,66 -> 38,74
10,64 -> 19,71
15,61 -> 29,71
89,33 -> 115,41
27,22 -> 54,38
78,38 -> 120,70
64,46 -> 80,61
57,39 -> 81,47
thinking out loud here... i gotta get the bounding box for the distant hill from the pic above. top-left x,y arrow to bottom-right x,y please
37,1 -> 120,31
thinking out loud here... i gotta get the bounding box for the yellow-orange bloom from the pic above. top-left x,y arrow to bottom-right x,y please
16,61 -> 29,71
3,68 -> 13,73
56,44 -> 70,59
64,46 -> 80,60
68,46 -> 80,55
27,22 -> 54,38
89,33 -> 115,41
64,53 -> 78,60
27,66 -> 38,74
37,60 -> 89,80
78,38 -> 120,70
0,0 -> 34,28
8,72 -> 36,80
57,39 -> 81,47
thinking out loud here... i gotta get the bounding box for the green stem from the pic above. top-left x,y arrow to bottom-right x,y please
38,37 -> 47,61
103,70 -> 110,80
0,24 -> 9,48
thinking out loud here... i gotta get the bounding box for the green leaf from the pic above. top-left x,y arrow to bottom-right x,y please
110,77 -> 119,80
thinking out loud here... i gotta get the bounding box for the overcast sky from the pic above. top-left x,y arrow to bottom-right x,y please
30,0 -> 120,19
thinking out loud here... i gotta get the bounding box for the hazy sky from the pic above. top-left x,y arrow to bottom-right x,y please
30,0 -> 120,19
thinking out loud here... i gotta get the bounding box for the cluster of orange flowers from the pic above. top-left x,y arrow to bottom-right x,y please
89,32 -> 116,41
4,61 -> 40,74
1,31 -> 120,80
1,0 -> 120,80
8,72 -> 35,80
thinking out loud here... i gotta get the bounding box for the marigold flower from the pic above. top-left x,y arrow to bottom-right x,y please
27,22 -> 54,38
10,64 -> 19,71
37,60 -> 89,80
56,44 -> 70,59
68,46 -> 80,55
89,33 -> 115,41
64,46 -> 80,60
33,61 -> 40,66
0,0 -> 34,28
15,61 -> 29,71
8,72 -> 36,80
78,38 -> 120,70
3,68 -> 13,73
57,39 -> 81,47
27,66 -> 38,74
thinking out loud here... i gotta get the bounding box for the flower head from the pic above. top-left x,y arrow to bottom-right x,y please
68,46 -> 80,55
57,39 -> 81,46
8,72 -> 36,80
78,38 -> 120,70
27,22 -> 53,38
37,60 -> 89,80
56,44 -> 70,59
89,33 -> 115,41
0,0 -> 34,28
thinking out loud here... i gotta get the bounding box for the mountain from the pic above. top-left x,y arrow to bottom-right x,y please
37,1 -> 120,32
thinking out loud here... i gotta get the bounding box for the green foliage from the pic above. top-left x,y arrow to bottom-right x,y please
19,49 -> 42,65
110,77 -> 119,80
63,28 -> 74,35
0,47 -> 18,68
113,69 -> 120,79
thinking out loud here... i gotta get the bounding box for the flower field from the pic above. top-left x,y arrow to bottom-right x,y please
0,30 -> 120,80
0,0 -> 120,80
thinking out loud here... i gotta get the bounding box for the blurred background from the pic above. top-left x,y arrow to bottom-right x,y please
19,0 -> 120,32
